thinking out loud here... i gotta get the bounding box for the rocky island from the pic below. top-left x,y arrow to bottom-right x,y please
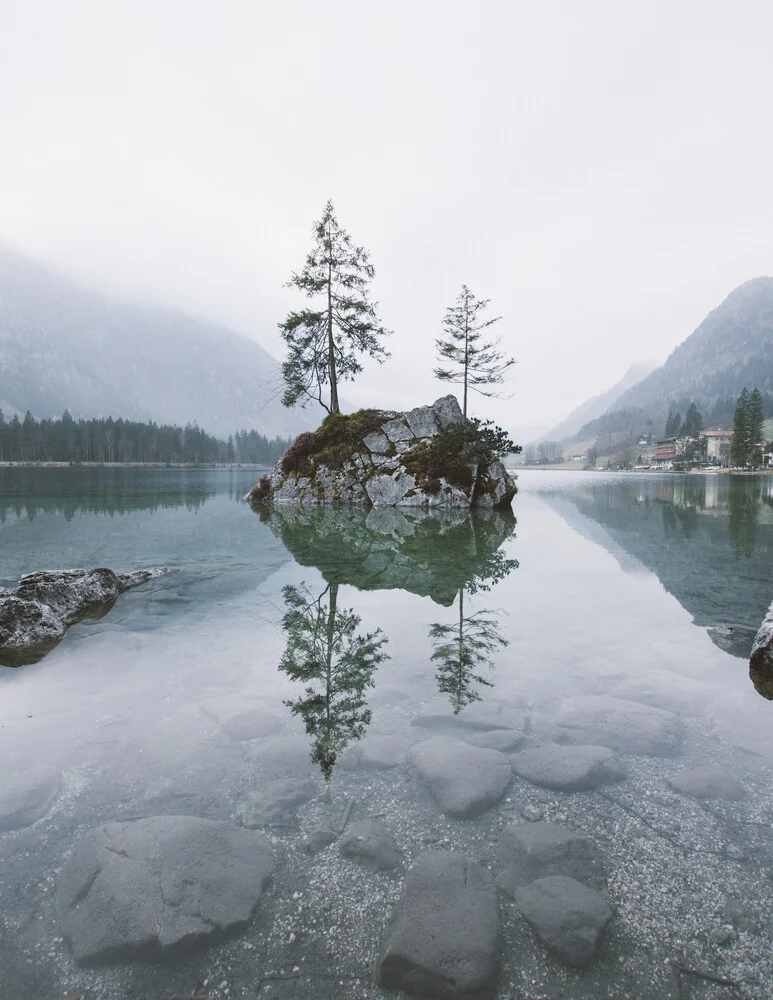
246,395 -> 516,509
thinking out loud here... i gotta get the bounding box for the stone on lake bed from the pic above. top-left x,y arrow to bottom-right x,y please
339,819 -> 402,871
407,736 -> 512,818
610,670 -> 712,715
240,778 -> 319,827
555,695 -> 684,757
515,875 -> 612,967
496,822 -> 606,895
339,733 -> 411,770
464,729 -> 525,752
376,849 -> 499,999
0,770 -> 61,831
57,815 -> 273,963
199,698 -> 282,742
668,765 -> 746,801
512,744 -> 626,791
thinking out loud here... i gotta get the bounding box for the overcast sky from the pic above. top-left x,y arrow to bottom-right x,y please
2,0 -> 772,438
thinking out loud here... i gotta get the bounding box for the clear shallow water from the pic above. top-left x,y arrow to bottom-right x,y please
1,467 -> 772,1000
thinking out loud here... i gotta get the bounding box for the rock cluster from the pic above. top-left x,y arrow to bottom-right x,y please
750,598 -> 773,696
247,396 -> 516,509
0,567 -> 166,667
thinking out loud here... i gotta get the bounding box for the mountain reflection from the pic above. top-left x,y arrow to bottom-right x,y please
544,475 -> 773,660
265,507 -> 518,773
279,581 -> 389,779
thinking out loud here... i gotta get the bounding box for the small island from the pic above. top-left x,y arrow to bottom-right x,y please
246,395 -> 516,509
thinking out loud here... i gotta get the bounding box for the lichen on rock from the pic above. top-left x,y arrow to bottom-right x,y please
246,395 -> 517,510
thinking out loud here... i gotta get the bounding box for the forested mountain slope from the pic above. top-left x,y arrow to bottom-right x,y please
576,277 -> 773,442
543,362 -> 655,442
0,248 -> 311,438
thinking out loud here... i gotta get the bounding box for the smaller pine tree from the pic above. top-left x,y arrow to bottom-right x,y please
731,388 -> 750,467
747,388 -> 765,467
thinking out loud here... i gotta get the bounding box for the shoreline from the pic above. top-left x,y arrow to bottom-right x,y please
0,462 -> 273,470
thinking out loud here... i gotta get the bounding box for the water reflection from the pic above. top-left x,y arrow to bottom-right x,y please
267,507 -> 518,771
278,581 -> 389,779
543,475 -> 773,660
0,466 -> 217,521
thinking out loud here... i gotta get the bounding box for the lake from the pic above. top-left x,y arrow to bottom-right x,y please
1,466 -> 772,1000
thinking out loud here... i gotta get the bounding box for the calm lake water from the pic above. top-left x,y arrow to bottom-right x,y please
1,467 -> 773,1000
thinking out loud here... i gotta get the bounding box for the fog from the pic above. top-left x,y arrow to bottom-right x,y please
2,0 -> 772,437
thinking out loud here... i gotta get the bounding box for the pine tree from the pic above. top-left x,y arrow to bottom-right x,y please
682,402 -> 703,438
279,200 -> 390,414
731,388 -> 750,467
434,285 -> 515,418
747,388 -> 765,467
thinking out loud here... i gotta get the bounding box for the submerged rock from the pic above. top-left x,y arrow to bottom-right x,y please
512,744 -> 626,792
246,396 -> 516,510
57,815 -> 272,963
240,778 -> 319,827
668,765 -> 746,801
496,822 -> 607,896
515,875 -> 612,967
0,770 -> 62,831
376,849 -> 500,998
0,567 -> 167,667
555,695 -> 684,757
407,736 -> 512,818
339,819 -> 402,871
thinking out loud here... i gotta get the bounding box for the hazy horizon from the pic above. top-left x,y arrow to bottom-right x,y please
3,1 -> 772,436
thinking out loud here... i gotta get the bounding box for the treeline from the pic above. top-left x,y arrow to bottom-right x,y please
0,409 -> 292,465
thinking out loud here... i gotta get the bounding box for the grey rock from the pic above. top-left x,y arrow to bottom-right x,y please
668,765 -> 745,801
512,744 -> 626,792
709,924 -> 738,946
199,699 -> 282,742
555,695 -> 684,757
342,734 -> 410,770
610,670 -> 711,715
339,820 -> 402,871
404,405 -> 439,438
515,875 -> 612,967
57,815 -> 273,963
432,394 -> 464,429
302,829 -> 338,854
0,771 -> 61,831
362,432 -> 390,454
381,417 -> 414,443
376,850 -> 499,998
750,599 -> 773,673
0,567 -> 167,668
474,462 -> 515,509
0,596 -> 67,666
521,804 -> 545,822
366,473 -> 416,507
241,778 -> 319,827
496,822 -> 606,896
408,736 -> 512,818
412,706 -> 528,735
465,729 -> 525,752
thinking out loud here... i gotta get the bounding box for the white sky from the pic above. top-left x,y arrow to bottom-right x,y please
2,0 -> 772,439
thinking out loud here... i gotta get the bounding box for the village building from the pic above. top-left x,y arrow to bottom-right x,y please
653,437 -> 677,468
701,428 -> 734,465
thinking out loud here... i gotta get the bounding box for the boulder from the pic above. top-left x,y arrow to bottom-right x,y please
240,778 -> 319,827
496,822 -> 606,896
668,765 -> 745,801
610,670 -> 711,715
464,729 -> 525,752
57,815 -> 272,963
512,744 -> 626,792
750,600 -> 773,674
0,567 -> 166,668
515,875 -> 612,967
376,850 -> 499,998
0,771 -> 62,831
247,395 -> 515,510
339,820 -> 402,871
407,736 -> 512,818
555,695 -> 684,757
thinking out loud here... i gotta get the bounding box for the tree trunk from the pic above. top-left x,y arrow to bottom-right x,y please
327,223 -> 339,415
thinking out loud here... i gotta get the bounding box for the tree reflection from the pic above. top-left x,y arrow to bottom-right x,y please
279,581 -> 389,779
728,481 -> 760,558
429,548 -> 517,714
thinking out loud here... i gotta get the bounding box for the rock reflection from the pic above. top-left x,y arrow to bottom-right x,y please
265,507 -> 518,770
278,581 -> 389,779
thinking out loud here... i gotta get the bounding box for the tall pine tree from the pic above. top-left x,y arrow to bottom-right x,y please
434,285 -> 515,418
748,388 -> 765,467
279,200 -> 390,414
731,388 -> 750,467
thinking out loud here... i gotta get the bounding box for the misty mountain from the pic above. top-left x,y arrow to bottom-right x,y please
0,248 -> 313,438
541,362 -> 656,442
575,277 -> 773,443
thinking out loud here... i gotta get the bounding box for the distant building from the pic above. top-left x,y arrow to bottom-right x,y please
700,429 -> 733,465
653,437 -> 677,468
